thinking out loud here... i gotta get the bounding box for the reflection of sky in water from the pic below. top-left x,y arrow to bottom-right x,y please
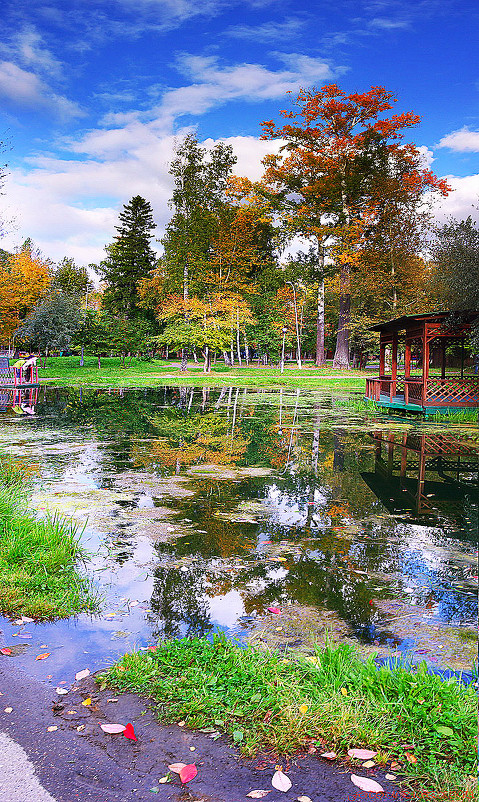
0,386 -> 477,683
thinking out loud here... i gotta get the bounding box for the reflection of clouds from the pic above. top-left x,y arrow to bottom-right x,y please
264,483 -> 328,527
208,590 -> 244,628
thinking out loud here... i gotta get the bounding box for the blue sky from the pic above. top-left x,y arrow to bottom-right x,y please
0,0 -> 478,264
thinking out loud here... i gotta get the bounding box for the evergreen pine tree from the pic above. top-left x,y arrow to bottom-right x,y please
102,196 -> 157,318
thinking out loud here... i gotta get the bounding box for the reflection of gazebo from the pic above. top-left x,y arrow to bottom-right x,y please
362,430 -> 479,533
365,311 -> 479,413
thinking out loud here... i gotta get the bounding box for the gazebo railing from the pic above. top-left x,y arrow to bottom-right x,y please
366,375 -> 479,406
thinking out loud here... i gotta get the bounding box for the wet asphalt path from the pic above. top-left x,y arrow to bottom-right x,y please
0,656 -> 402,802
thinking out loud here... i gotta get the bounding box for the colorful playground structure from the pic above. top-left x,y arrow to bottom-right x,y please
0,354 -> 39,387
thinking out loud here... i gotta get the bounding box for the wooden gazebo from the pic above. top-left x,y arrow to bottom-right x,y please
365,311 -> 479,413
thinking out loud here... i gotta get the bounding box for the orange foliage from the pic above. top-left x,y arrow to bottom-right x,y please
0,244 -> 52,339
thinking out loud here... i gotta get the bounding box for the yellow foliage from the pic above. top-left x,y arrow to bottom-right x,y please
0,245 -> 52,339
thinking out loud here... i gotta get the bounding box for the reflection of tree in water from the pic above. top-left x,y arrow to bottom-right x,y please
149,563 -> 213,639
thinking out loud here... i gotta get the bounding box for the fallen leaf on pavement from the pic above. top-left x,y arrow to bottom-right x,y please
179,764 -> 197,783
246,791 -> 271,798
385,774 -> 396,780
267,607 -> 281,614
100,723 -> 126,734
0,648 -> 12,656
362,760 -> 376,768
81,698 -> 92,706
271,770 -> 292,792
76,725 -> 85,732
297,797 -> 313,802
123,722 -> 137,741
56,688 -> 69,695
35,653 -> 51,661
320,752 -> 337,760
47,726 -> 58,732
351,775 -> 384,793
348,748 -> 377,760
4,707 -> 13,713
168,763 -> 187,774
75,669 -> 90,681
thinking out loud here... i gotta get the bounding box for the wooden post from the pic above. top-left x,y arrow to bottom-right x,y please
379,337 -> 385,376
441,339 -> 446,380
404,338 -> 411,404
422,324 -> 429,406
390,332 -> 398,401
460,338 -> 465,379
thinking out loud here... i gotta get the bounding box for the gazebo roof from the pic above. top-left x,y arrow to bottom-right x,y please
369,310 -> 478,334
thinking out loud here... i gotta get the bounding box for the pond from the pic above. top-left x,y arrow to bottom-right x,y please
0,385 -> 477,685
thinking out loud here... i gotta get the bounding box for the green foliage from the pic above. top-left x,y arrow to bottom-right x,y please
15,289 -> 82,353
432,216 -> 479,310
162,134 -> 236,297
0,455 -> 99,619
52,257 -> 93,299
102,195 -> 157,318
102,635 -> 476,799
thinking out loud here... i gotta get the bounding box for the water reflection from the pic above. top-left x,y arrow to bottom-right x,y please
0,385 -> 477,682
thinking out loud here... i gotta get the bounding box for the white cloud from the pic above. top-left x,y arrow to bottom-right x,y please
226,18 -> 304,42
0,61 -> 84,120
369,16 -> 409,29
0,126 -> 279,264
157,53 -> 336,126
15,27 -> 64,78
436,127 -> 479,153
431,174 -> 479,223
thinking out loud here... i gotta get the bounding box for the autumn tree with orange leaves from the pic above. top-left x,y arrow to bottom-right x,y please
260,84 -> 450,368
0,240 -> 52,342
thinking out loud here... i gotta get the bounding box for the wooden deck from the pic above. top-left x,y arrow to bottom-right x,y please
365,376 -> 479,414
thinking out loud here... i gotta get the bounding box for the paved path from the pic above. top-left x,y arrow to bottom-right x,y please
0,732 -> 57,802
0,656 -> 402,802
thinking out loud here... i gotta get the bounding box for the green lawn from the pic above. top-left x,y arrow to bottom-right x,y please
39,355 -> 367,390
101,635 -> 477,802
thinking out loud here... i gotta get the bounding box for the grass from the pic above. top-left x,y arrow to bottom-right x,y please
0,454 -> 99,620
38,355 -> 367,390
100,635 -> 477,802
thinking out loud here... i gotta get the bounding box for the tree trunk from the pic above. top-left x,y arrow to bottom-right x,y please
236,309 -> 242,366
203,346 -> 211,373
223,350 -> 231,366
180,348 -> 188,371
315,278 -> 325,367
244,334 -> 250,366
193,348 -> 198,363
80,345 -> 84,368
98,354 -> 101,370
332,264 -> 351,369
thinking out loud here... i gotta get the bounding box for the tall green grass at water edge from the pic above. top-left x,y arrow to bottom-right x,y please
102,635 -> 477,802
0,454 -> 99,619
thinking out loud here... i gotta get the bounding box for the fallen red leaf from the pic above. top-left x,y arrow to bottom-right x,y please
35,653 -> 51,660
267,607 -> 281,615
0,648 -> 12,656
123,722 -> 137,741
179,764 -> 197,783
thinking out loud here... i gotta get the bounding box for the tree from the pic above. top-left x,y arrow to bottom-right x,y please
101,196 -> 157,318
73,311 -> 113,369
0,240 -> 52,341
15,290 -> 82,356
162,134 -> 237,369
52,257 -> 94,303
431,216 -> 479,309
260,84 -> 450,367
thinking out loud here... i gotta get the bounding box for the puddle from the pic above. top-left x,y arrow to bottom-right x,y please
0,385 -> 477,685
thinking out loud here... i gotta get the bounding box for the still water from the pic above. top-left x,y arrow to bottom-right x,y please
0,385 -> 477,684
